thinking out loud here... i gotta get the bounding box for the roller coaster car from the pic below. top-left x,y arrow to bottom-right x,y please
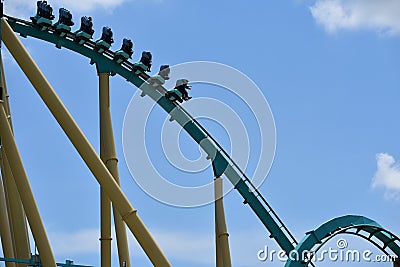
165,89 -> 184,103
75,16 -> 94,44
167,79 -> 192,102
95,40 -> 111,54
54,8 -> 74,37
31,15 -> 52,30
132,62 -> 149,74
141,75 -> 165,97
75,31 -> 92,44
31,1 -> 55,30
149,75 -> 166,87
95,27 -> 114,54
114,51 -> 130,64
140,65 -> 170,97
149,65 -> 170,87
159,65 -> 170,80
114,38 -> 134,64
132,51 -> 152,74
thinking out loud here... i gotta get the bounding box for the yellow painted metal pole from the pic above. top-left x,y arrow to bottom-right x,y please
0,49 -> 16,267
99,72 -> 112,267
99,73 -> 131,267
0,102 -> 56,267
1,52 -> 13,127
1,153 -> 31,266
0,53 -> 31,267
214,177 -> 232,267
1,18 -> 171,267
0,151 -> 16,267
100,189 -> 112,267
215,219 -> 223,267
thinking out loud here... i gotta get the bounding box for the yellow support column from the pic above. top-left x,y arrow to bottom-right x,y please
0,150 -> 16,267
99,73 -> 131,267
1,51 -> 13,127
0,47 -> 15,267
1,153 -> 31,266
215,220 -> 224,267
0,51 -> 31,266
99,72 -> 111,267
2,18 -> 171,267
0,102 -> 56,267
214,177 -> 232,267
100,187 -> 112,267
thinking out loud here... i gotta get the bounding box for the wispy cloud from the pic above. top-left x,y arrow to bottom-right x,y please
47,227 -> 215,264
372,153 -> 400,200
46,227 -> 272,266
49,229 -> 99,256
51,0 -> 126,13
4,0 -> 128,19
309,0 -> 400,35
150,230 -> 215,264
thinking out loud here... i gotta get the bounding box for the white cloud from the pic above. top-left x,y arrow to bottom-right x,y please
51,0 -> 126,13
133,229 -> 279,267
310,0 -> 400,35
126,228 -> 274,266
49,229 -> 99,256
46,227 -> 272,266
46,227 -> 215,264
150,230 -> 215,264
4,0 -> 127,19
372,153 -> 400,200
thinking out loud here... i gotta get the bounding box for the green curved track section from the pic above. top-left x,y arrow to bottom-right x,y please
4,16 -> 298,254
285,215 -> 400,267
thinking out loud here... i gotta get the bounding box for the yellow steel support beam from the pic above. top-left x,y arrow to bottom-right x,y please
1,153 -> 31,267
100,189 -> 112,267
99,73 -> 131,267
214,177 -> 232,267
215,219 -> 224,267
0,150 -> 16,267
0,51 -> 31,266
99,73 -> 112,267
1,18 -> 171,267
0,48 -> 16,267
1,52 -> 12,127
99,77 -> 110,267
0,101 -> 56,267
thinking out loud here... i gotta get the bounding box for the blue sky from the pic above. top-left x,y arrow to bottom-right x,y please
1,0 -> 400,266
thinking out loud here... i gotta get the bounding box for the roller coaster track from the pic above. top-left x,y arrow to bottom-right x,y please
3,14 -> 400,267
285,215 -> 400,267
3,15 -> 298,255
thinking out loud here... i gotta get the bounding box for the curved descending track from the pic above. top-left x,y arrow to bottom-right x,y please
286,215 -> 400,267
3,14 -> 400,266
4,14 -> 298,254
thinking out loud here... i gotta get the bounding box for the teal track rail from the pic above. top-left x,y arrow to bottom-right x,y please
4,15 -> 297,254
285,215 -> 400,267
